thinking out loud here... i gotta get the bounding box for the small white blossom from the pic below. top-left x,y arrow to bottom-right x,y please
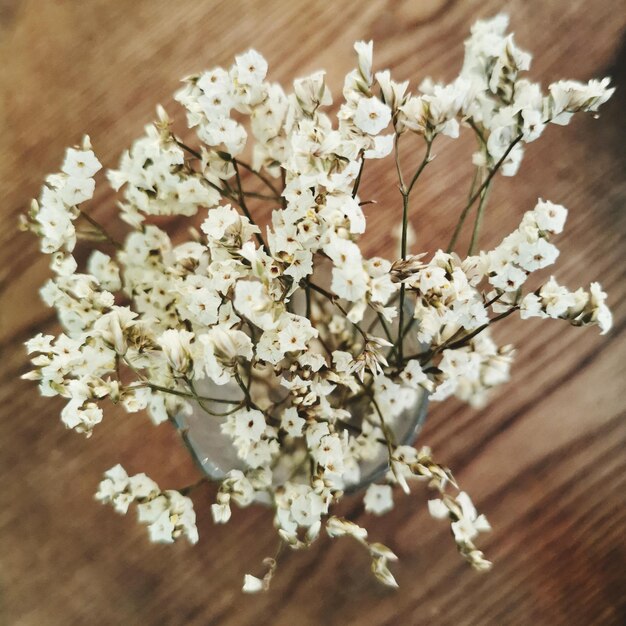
242,574 -> 265,593
233,408 -> 266,442
281,407 -> 305,437
364,484 -> 394,515
354,97 -> 392,135
62,148 -> 102,179
158,329 -> 195,374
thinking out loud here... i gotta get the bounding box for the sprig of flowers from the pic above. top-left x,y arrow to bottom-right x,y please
21,14 -> 614,592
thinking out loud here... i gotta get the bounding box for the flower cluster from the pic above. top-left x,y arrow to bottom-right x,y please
95,464 -> 198,544
22,15 -> 613,592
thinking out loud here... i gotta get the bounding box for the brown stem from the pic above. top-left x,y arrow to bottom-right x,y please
232,159 -> 268,251
78,210 -> 122,250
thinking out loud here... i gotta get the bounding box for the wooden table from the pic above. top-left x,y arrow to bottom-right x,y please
1,1 -> 624,624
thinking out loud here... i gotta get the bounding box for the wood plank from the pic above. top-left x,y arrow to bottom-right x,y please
1,1 -> 624,624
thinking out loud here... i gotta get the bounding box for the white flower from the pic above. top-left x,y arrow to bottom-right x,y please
177,177 -> 219,205
62,148 -> 102,179
400,80 -> 467,139
212,326 -> 254,361
429,492 -> 490,542
235,49 -> 268,85
326,517 -> 368,542
201,204 -> 239,240
233,280 -> 277,331
61,399 -> 103,436
516,237 -> 559,272
353,97 -> 391,135
87,250 -> 122,291
427,498 -> 449,520
25,333 -> 55,354
61,176 -> 96,206
129,473 -> 160,500
519,293 -> 545,319
354,40 -> 373,84
364,484 -> 394,515
539,277 -> 577,317
293,71 -> 332,113
451,492 -> 491,543
331,265 -> 368,302
233,408 -> 267,442
96,468 -> 198,545
281,407 -> 305,437
290,491 -> 324,527
313,434 -> 344,473
95,464 -> 133,514
139,491 -> 198,545
93,307 -> 137,355
588,282 -> 612,335
549,77 -> 614,124
158,329 -> 195,374
212,503 -> 232,524
242,574 -> 265,593
136,494 -> 169,524
371,555 -> 399,588
533,199 -> 567,234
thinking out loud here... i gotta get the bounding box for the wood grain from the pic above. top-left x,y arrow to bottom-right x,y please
1,1 -> 625,625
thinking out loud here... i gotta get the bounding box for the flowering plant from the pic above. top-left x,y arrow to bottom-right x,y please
21,14 -> 614,592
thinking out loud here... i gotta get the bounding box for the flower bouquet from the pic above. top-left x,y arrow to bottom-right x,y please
21,14 -> 614,592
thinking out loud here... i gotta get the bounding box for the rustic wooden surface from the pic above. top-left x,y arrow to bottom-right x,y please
1,1 -> 625,624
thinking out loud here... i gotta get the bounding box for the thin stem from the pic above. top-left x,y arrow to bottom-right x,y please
466,134 -> 522,208
175,138 -> 244,205
447,166 -> 480,253
231,371 -> 280,427
121,356 -> 147,381
352,154 -> 365,199
233,368 -> 255,409
124,372 -> 238,405
78,210 -> 122,250
186,376 -> 243,417
398,275 -> 407,365
326,416 -> 388,447
234,158 -> 282,198
232,159 -> 268,251
396,138 -> 433,365
305,280 -> 312,319
175,139 -> 202,160
396,178 -> 411,375
308,282 -> 368,341
442,306 -> 519,351
370,397 -> 396,447
401,305 -> 519,364
446,134 -> 523,253
394,134 -> 406,192
467,181 -> 492,255
484,290 -> 504,308
467,119 -> 487,148
280,169 -> 287,209
179,477 -> 207,495
447,135 -> 523,252
242,191 -> 280,201
369,394 -> 403,485
406,141 -> 433,195
175,138 -> 274,235
400,316 -> 417,343
376,311 -> 395,347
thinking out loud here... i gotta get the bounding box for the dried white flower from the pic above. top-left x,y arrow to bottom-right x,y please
364,483 -> 394,515
23,15 -> 613,594
354,96 -> 392,135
